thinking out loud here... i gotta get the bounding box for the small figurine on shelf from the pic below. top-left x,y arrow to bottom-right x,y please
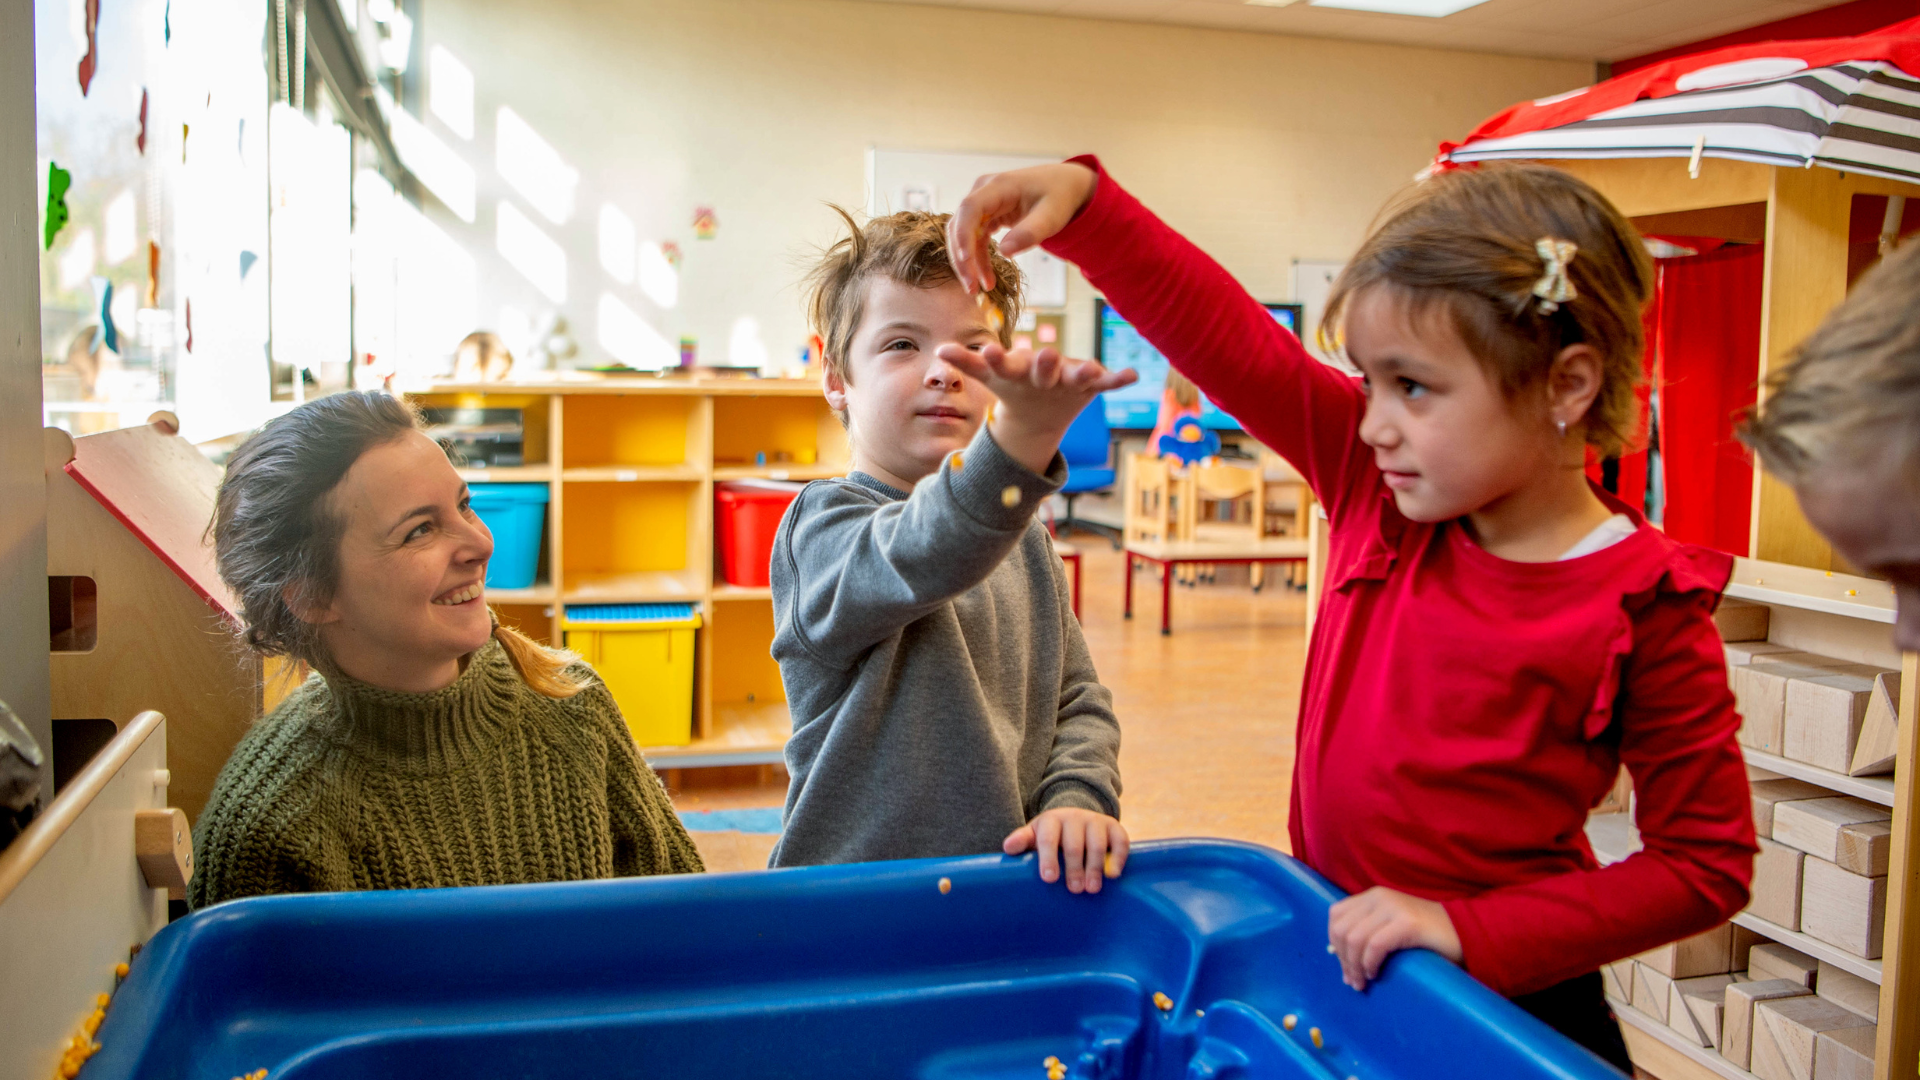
453,331 -> 514,382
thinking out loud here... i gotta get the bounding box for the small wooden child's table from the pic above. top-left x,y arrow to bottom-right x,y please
1051,538 -> 1082,620
1122,537 -> 1311,635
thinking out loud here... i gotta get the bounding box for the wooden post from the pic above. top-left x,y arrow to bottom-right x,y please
0,0 -> 53,796
1873,653 -> 1920,1080
1752,166 -> 1850,569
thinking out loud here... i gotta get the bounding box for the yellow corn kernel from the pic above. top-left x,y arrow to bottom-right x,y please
1152,991 -> 1173,1011
1043,1057 -> 1060,1069
1195,1009 -> 1205,1017
114,962 -> 129,978
1310,1027 -> 1324,1049
1282,1014 -> 1297,1030
938,877 -> 952,895
96,993 -> 110,1008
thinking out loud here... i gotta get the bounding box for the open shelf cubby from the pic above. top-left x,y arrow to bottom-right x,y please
402,375 -> 832,766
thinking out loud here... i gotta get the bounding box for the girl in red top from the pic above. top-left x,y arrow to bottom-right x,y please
942,159 -> 1755,1068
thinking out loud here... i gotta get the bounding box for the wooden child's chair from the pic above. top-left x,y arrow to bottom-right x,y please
1180,460 -> 1266,587
1124,453 -> 1177,546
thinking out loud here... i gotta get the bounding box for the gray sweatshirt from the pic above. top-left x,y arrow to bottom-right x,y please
767,424 -> 1122,867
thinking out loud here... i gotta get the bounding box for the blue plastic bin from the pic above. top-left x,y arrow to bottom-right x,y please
83,841 -> 1620,1080
468,482 -> 548,590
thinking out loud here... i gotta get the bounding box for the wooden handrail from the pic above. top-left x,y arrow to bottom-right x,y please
0,710 -> 164,905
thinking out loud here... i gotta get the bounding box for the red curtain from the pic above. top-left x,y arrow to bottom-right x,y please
1651,244 -> 1763,556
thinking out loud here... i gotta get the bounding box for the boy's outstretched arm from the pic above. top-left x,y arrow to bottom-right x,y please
775,346 -> 1133,670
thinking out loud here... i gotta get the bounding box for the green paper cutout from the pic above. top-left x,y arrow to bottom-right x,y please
44,162 -> 72,250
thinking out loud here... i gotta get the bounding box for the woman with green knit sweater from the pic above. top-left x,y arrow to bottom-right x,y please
190,391 -> 702,908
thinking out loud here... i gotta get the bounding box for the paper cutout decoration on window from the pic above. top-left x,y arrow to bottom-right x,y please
77,0 -> 100,95
661,240 -> 683,268
181,123 -> 189,163
239,250 -> 258,279
147,241 -> 160,305
138,89 -> 148,154
184,298 -> 192,352
92,278 -> 120,354
692,207 -> 717,240
44,162 -> 72,250
164,0 -> 170,43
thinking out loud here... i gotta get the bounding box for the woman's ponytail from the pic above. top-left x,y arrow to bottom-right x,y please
491,616 -> 590,699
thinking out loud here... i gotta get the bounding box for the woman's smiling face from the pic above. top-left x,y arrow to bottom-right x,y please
308,431 -> 496,692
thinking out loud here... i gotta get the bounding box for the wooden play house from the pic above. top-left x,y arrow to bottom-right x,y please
44,414 -> 260,823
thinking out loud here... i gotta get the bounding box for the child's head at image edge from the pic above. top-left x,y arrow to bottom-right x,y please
1743,238 -> 1920,650
1322,162 -> 1654,523
805,207 -> 1022,488
212,390 -> 581,696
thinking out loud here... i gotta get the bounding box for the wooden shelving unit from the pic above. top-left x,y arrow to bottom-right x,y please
404,375 -> 847,769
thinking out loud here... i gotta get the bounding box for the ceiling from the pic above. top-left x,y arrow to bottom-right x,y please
854,0 -> 1845,61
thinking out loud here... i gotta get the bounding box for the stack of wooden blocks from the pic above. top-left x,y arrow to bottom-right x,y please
1751,780 -> 1892,959
1721,599 -> 1901,779
1604,926 -> 1879,1080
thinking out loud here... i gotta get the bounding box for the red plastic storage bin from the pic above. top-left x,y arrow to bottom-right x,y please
715,481 -> 804,587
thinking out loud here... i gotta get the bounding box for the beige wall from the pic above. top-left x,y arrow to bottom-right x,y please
417,0 -> 1590,367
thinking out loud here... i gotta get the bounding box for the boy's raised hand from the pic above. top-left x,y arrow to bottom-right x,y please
946,162 -> 1099,295
1004,808 -> 1129,894
935,343 -> 1136,476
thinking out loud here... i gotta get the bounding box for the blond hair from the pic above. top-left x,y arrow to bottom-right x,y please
1742,239 -> 1920,484
1321,163 -> 1655,457
804,206 -> 1021,418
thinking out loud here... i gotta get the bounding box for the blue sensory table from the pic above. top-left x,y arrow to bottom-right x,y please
87,841 -> 1622,1079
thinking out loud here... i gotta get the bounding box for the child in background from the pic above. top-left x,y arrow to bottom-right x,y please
1148,369 -> 1203,455
770,210 -> 1132,892
947,160 -> 1753,1067
1743,237 -> 1920,650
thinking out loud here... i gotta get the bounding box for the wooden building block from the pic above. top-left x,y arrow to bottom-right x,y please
1835,821 -> 1890,878
1772,797 -> 1892,861
1753,779 -> 1832,835
1752,838 -> 1808,930
1800,857 -> 1887,960
1751,942 -> 1820,988
1714,598 -> 1772,642
1848,672 -> 1901,776
1601,957 -> 1635,1003
1668,973 -> 1737,1047
1752,995 -> 1872,1080
1732,923 -> 1764,972
1728,641 -> 1802,668
1726,980 -> 1814,1070
1736,659 -> 1878,754
1784,672 -> 1879,772
1633,961 -> 1677,1023
1813,1023 -> 1877,1080
1814,961 -> 1878,1022
1637,921 -> 1734,977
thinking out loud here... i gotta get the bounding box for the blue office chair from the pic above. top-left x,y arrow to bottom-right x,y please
1058,399 -> 1119,546
1156,415 -> 1221,465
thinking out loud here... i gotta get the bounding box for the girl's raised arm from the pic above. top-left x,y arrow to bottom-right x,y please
950,158 -> 1374,513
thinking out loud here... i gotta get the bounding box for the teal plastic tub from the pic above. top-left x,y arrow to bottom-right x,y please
469,482 -> 549,590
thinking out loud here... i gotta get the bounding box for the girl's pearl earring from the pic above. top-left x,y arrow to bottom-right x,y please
1556,419 -> 1567,438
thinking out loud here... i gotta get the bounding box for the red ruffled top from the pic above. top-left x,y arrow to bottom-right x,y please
1047,157 -> 1756,997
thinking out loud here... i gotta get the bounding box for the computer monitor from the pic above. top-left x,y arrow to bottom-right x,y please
1093,299 -> 1303,430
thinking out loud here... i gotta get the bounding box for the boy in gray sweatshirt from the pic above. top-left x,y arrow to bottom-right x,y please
769,209 -> 1133,892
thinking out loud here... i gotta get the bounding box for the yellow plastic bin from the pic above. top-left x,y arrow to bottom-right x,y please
563,603 -> 702,747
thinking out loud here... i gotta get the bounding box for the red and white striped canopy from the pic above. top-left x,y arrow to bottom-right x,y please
1438,18 -> 1920,185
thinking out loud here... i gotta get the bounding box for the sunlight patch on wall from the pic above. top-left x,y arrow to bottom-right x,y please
598,292 -> 675,370
387,95 -> 475,222
496,198 -> 567,303
429,46 -> 475,140
729,315 -> 770,371
496,106 -> 577,225
638,239 -> 677,309
599,204 -> 635,285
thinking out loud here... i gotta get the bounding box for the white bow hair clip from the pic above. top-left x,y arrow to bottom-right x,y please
1532,238 -> 1578,314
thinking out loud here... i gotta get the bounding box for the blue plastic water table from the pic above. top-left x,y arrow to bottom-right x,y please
85,840 -> 1622,1079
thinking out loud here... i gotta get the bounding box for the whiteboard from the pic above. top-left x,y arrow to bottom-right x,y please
1291,258 -> 1353,372
866,148 -> 1069,309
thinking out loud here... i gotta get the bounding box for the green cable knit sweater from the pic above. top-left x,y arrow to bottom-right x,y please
189,639 -> 703,908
